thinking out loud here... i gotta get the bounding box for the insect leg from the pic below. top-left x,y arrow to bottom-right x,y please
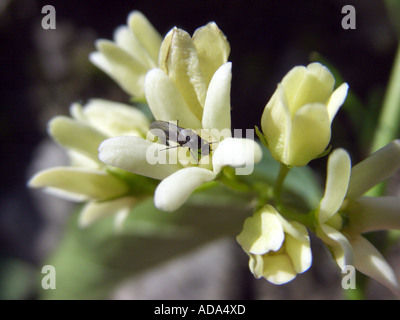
189,149 -> 199,165
160,145 -> 180,151
160,145 -> 199,165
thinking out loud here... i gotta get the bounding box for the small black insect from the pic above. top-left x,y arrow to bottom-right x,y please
149,121 -> 212,163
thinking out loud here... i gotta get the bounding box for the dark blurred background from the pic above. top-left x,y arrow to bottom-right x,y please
0,0 -> 399,299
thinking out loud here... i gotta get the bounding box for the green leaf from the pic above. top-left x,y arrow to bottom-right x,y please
384,0 -> 400,37
39,187 -> 251,300
255,125 -> 268,148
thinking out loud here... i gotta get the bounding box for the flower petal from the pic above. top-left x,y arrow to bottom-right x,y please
248,253 -> 264,279
128,11 -> 162,64
67,150 -> 99,169
28,167 -> 129,201
260,86 -> 291,163
278,215 -> 309,242
317,224 -> 353,270
327,82 -> 348,123
351,235 -> 400,296
192,22 -> 230,87
347,140 -> 400,199
285,222 -> 312,274
236,206 -> 285,255
202,62 -> 232,132
319,149 -> 351,223
113,26 -> 155,69
306,62 -> 335,94
154,167 -> 216,211
98,136 -> 182,180
144,68 -> 202,129
79,99 -> 149,137
346,196 -> 400,234
78,197 -> 136,228
158,27 -> 206,117
49,116 -> 108,164
212,137 -> 262,175
280,66 -> 307,114
287,103 -> 331,166
89,51 -> 112,78
69,102 -> 86,121
282,63 -> 334,114
92,40 -> 148,97
261,254 -> 297,285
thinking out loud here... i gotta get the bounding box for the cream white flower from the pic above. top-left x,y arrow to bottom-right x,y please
236,205 -> 312,285
28,99 -> 154,227
261,62 -> 348,167
315,141 -> 400,294
99,62 -> 262,212
157,22 -> 230,124
90,11 -> 162,100
98,23 -> 263,212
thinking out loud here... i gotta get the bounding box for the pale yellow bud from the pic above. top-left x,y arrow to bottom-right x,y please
261,62 -> 348,166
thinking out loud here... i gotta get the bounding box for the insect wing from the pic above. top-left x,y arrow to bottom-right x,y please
177,128 -> 211,156
149,121 -> 211,163
200,138 -> 211,155
150,121 -> 180,145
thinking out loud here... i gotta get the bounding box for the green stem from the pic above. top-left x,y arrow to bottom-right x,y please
370,44 -> 400,154
274,164 -> 291,208
384,0 -> 400,37
217,167 -> 253,193
367,43 -> 400,196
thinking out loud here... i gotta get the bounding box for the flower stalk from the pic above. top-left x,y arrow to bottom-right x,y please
273,163 -> 291,209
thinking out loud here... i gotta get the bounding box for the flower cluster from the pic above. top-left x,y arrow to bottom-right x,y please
28,11 -> 400,296
28,99 -> 156,228
314,142 -> 400,293
236,205 -> 312,284
29,11 -> 261,220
